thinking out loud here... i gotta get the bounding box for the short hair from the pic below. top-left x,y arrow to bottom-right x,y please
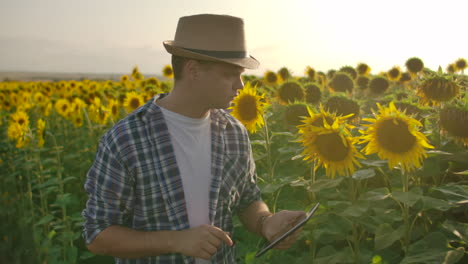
171,55 -> 217,80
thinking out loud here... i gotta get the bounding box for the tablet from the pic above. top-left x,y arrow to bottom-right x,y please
255,202 -> 320,258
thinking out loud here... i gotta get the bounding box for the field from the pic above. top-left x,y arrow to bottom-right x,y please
1,59 -> 467,264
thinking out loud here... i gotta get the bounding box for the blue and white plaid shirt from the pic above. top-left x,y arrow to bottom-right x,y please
82,97 -> 262,263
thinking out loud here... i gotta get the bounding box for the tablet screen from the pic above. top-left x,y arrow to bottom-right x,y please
255,202 -> 320,258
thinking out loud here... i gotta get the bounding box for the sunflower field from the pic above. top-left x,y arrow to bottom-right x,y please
1,58 -> 467,264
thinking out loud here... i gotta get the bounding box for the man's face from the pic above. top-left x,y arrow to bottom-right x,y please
195,61 -> 245,109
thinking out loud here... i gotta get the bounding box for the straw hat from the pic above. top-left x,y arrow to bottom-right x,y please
163,14 -> 260,69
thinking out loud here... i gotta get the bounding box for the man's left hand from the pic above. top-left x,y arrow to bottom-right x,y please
262,210 -> 306,250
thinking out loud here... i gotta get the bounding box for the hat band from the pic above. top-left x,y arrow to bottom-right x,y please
182,47 -> 249,59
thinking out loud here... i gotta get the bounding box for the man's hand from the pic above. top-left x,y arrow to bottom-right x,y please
262,210 -> 306,250
172,224 -> 233,260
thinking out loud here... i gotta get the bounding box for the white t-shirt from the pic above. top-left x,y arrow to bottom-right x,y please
158,106 -> 212,264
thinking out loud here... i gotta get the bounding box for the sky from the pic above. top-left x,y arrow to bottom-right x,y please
0,0 -> 467,76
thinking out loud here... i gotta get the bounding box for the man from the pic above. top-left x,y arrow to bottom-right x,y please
82,14 -> 306,263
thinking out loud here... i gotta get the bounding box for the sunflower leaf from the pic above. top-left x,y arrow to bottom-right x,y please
352,168 -> 376,180
400,232 -> 450,264
374,223 -> 405,250
391,189 -> 423,206
307,177 -> 344,193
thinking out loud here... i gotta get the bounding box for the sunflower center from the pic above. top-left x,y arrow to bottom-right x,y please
62,104 -> 68,112
112,105 -> 118,115
377,118 -> 416,153
164,68 -> 173,75
237,96 -> 258,121
315,132 -> 349,161
266,73 -> 277,83
18,118 -> 25,125
130,98 -> 140,109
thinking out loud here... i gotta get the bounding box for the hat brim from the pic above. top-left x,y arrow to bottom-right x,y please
163,40 -> 259,69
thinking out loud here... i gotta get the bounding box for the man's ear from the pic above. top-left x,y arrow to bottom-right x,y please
184,59 -> 200,81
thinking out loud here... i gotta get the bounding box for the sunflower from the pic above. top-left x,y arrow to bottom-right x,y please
10,111 -> 30,128
278,81 -> 305,104
304,82 -> 322,104
329,72 -> 354,93
7,122 -> 24,141
454,58 -> 467,72
324,95 -> 360,120
71,113 -> 84,128
41,102 -> 52,117
120,74 -> 130,83
417,75 -> 460,105
356,76 -> 370,90
278,67 -> 292,82
284,103 -> 309,127
229,82 -> 267,133
387,66 -> 402,81
305,66 -> 316,80
399,72 -> 412,84
108,99 -> 120,121
33,92 -> 47,105
123,91 -> 144,113
359,102 -> 433,172
162,65 -> 174,78
446,64 -> 456,74
263,70 -> 279,86
297,116 -> 363,178
317,72 -> 327,87
146,77 -> 161,87
369,76 -> 390,95
37,119 -> 45,147
339,66 -> 358,80
54,98 -> 71,118
357,63 -> 371,76
405,57 -> 424,75
440,106 -> 468,146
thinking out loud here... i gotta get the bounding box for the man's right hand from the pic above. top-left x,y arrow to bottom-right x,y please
172,224 -> 233,260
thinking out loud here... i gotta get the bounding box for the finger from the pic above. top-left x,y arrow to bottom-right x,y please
203,243 -> 218,256
209,227 -> 233,247
207,236 -> 222,249
198,250 -> 213,260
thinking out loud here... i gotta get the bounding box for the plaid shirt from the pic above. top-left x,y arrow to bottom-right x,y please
82,97 -> 262,263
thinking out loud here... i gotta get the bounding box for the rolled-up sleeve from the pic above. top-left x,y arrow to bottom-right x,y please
82,138 -> 135,245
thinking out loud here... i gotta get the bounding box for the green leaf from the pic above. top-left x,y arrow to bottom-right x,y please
261,183 -> 283,194
360,188 -> 390,201
250,140 -> 266,146
444,247 -> 465,264
432,184 -> 468,203
341,200 -> 370,217
391,188 -> 423,206
79,251 -> 94,260
315,245 -> 354,264
36,214 -> 54,226
65,246 -> 77,263
360,160 -> 387,167
62,176 -> 77,184
244,251 -> 256,264
420,196 -> 452,211
352,168 -> 376,180
271,131 -> 294,138
400,232 -> 450,264
374,223 -> 405,250
307,177 -> 344,193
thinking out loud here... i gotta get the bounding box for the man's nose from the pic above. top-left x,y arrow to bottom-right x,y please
234,77 -> 244,91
